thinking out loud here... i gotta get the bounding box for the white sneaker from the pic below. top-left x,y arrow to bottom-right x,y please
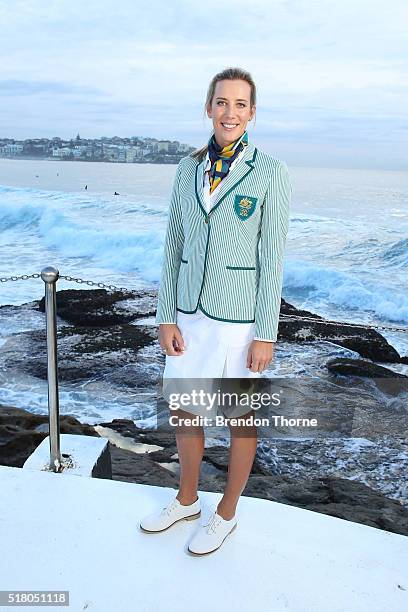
188,510 -> 237,555
139,496 -> 201,533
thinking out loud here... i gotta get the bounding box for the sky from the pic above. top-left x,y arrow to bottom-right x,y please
0,0 -> 407,169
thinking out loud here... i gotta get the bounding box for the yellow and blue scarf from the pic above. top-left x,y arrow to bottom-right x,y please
207,130 -> 248,194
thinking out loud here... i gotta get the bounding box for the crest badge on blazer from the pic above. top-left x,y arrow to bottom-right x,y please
233,194 -> 258,220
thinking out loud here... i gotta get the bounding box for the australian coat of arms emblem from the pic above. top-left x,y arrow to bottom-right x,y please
233,194 -> 258,220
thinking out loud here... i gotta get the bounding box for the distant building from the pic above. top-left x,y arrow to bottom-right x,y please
126,148 -> 137,162
168,142 -> 179,154
0,134 -> 195,163
179,143 -> 192,153
157,141 -> 170,152
0,144 -> 24,156
52,147 -> 71,158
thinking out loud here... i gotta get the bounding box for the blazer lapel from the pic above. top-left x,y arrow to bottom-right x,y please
195,157 -> 207,217
195,142 -> 257,218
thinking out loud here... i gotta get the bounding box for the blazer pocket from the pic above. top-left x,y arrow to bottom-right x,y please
181,258 -> 188,264
226,265 -> 255,270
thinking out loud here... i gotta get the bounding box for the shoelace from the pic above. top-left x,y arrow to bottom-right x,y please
204,513 -> 223,535
160,499 -> 179,517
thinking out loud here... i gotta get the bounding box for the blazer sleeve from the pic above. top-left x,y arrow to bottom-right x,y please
254,160 -> 292,342
155,160 -> 184,325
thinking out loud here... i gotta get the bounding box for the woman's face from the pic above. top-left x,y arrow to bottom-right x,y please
206,79 -> 255,148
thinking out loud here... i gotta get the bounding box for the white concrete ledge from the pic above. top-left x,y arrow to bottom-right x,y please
0,465 -> 406,611
22,434 -> 111,478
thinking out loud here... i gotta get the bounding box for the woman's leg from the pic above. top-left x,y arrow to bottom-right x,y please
172,408 -> 205,505
217,410 -> 258,520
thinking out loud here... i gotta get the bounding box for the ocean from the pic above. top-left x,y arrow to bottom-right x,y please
0,157 -> 407,421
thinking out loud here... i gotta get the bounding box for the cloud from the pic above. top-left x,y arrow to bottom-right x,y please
0,0 -> 406,168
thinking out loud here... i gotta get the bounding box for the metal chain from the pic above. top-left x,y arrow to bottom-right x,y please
0,273 -> 41,283
59,274 -> 131,293
280,314 -> 407,334
0,272 -> 131,293
1,272 -> 407,334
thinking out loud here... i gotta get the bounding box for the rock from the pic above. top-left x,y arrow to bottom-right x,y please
2,291 -> 406,393
146,447 -> 178,462
2,288 -> 162,385
203,445 -> 269,475
37,288 -> 157,327
98,419 -> 176,449
0,404 -> 97,467
5,324 -> 156,383
109,445 -> 178,486
243,475 -> 408,536
279,299 -> 403,363
327,358 -> 408,379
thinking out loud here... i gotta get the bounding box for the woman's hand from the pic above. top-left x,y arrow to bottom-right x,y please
159,324 -> 186,356
246,340 -> 275,373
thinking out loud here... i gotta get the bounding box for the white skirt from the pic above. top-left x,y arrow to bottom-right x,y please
163,309 -> 261,379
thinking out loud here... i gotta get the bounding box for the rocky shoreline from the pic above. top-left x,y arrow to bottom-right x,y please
0,288 -> 407,536
1,404 -> 407,536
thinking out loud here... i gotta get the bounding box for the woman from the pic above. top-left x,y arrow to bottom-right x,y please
140,67 -> 292,555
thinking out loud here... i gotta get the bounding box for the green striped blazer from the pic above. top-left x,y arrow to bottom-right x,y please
155,141 -> 292,342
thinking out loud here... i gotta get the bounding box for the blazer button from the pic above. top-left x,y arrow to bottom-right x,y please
204,218 -> 208,224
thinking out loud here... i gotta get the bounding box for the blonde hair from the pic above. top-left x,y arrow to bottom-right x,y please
191,67 -> 257,162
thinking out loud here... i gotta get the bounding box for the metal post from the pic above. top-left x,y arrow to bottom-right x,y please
40,266 -> 62,472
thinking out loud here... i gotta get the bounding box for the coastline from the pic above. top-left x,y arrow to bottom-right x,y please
0,155 -> 185,164
1,403 -> 407,536
0,287 -> 407,536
